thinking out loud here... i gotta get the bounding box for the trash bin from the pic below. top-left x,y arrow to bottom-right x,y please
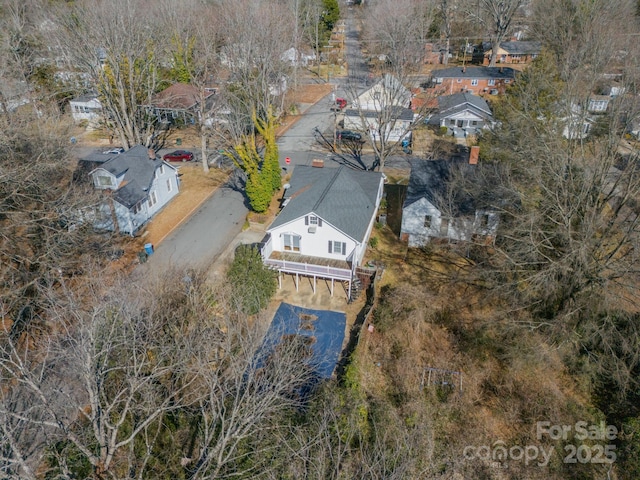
144,243 -> 154,255
138,251 -> 148,263
176,138 -> 182,146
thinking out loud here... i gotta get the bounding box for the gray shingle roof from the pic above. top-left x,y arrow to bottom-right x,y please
86,145 -> 172,209
437,92 -> 492,115
484,41 -> 542,55
269,166 -> 382,242
432,66 -> 516,80
404,159 -> 476,215
344,105 -> 415,121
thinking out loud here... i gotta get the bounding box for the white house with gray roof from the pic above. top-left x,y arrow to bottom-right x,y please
261,165 -> 384,297
428,92 -> 494,137
79,145 -> 179,235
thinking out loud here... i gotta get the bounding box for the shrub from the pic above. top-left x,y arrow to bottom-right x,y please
227,245 -> 277,314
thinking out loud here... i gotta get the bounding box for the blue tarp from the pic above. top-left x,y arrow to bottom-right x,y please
260,302 -> 347,379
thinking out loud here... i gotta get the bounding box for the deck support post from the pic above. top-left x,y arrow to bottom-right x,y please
295,273 -> 299,292
331,278 -> 334,297
278,272 -> 281,289
313,276 -> 316,294
348,278 -> 352,301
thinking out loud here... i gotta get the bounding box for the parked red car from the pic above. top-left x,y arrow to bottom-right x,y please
330,97 -> 348,111
163,150 -> 194,162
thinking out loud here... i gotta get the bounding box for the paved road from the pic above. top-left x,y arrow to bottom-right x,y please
145,178 -> 250,271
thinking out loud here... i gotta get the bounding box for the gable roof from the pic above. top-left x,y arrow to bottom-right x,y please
437,92 -> 492,116
344,105 -> 415,121
150,83 -> 213,110
357,74 -> 412,108
403,159 -> 476,215
432,66 -> 516,80
269,166 -> 382,242
87,145 -> 174,208
484,41 -> 542,55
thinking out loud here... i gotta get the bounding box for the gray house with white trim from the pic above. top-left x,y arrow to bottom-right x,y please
428,92 -> 494,137
261,165 -> 384,297
79,145 -> 180,235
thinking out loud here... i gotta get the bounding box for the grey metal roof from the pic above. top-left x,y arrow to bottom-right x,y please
432,66 -> 516,80
86,145 -> 173,209
269,166 -> 382,242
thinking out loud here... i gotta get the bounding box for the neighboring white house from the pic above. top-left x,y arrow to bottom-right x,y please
261,165 -> 384,298
69,93 -> 102,123
79,145 -> 180,235
427,92 -> 494,137
344,74 -> 415,142
400,156 -> 499,246
351,74 -> 411,111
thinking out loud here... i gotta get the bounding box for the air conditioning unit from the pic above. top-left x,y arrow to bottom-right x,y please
308,226 -> 317,234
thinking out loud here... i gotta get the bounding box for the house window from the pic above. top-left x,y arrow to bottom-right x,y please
435,77 -> 443,84
133,202 -> 142,214
472,120 -> 478,126
305,215 -> 322,227
456,78 -> 462,83
504,79 -> 511,84
471,79 -> 478,86
328,240 -> 346,255
155,165 -> 164,180
97,175 -> 113,187
488,79 -> 496,86
283,234 -> 301,252
479,214 -> 489,227
439,218 -> 449,236
424,215 -> 432,228
166,178 -> 172,192
309,216 -> 318,225
449,119 -> 455,125
373,92 -> 380,100
148,191 -> 158,208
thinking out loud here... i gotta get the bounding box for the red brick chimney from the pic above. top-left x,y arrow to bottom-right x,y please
148,148 -> 156,160
469,145 -> 479,165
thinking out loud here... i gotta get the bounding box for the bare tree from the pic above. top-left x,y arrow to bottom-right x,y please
476,0 -> 525,67
52,0 -> 168,148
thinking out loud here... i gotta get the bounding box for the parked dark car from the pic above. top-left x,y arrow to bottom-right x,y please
163,150 -> 194,162
338,130 -> 362,142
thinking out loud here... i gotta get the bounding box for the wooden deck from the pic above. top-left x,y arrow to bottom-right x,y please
269,251 -> 351,270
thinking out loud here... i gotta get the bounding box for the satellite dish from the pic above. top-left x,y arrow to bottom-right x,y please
283,183 -> 291,190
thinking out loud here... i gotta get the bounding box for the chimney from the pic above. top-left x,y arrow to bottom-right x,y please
148,148 -> 156,160
462,66 -> 466,73
311,158 -> 324,168
469,146 -> 479,165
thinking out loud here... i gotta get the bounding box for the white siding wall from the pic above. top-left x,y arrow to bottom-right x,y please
401,198 -> 499,246
268,215 -> 358,262
146,163 -> 180,218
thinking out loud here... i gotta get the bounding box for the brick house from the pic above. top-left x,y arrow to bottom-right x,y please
428,66 -> 517,96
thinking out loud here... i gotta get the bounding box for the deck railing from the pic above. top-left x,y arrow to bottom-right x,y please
264,258 -> 352,280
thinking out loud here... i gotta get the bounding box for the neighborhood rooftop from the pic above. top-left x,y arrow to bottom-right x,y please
483,40 -> 542,54
432,66 -> 517,79
270,166 -> 382,241
86,145 -> 166,208
437,92 -> 492,115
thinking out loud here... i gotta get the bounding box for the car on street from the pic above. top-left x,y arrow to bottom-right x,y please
337,130 -> 363,142
330,97 -> 348,111
163,149 -> 194,162
103,147 -> 125,155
